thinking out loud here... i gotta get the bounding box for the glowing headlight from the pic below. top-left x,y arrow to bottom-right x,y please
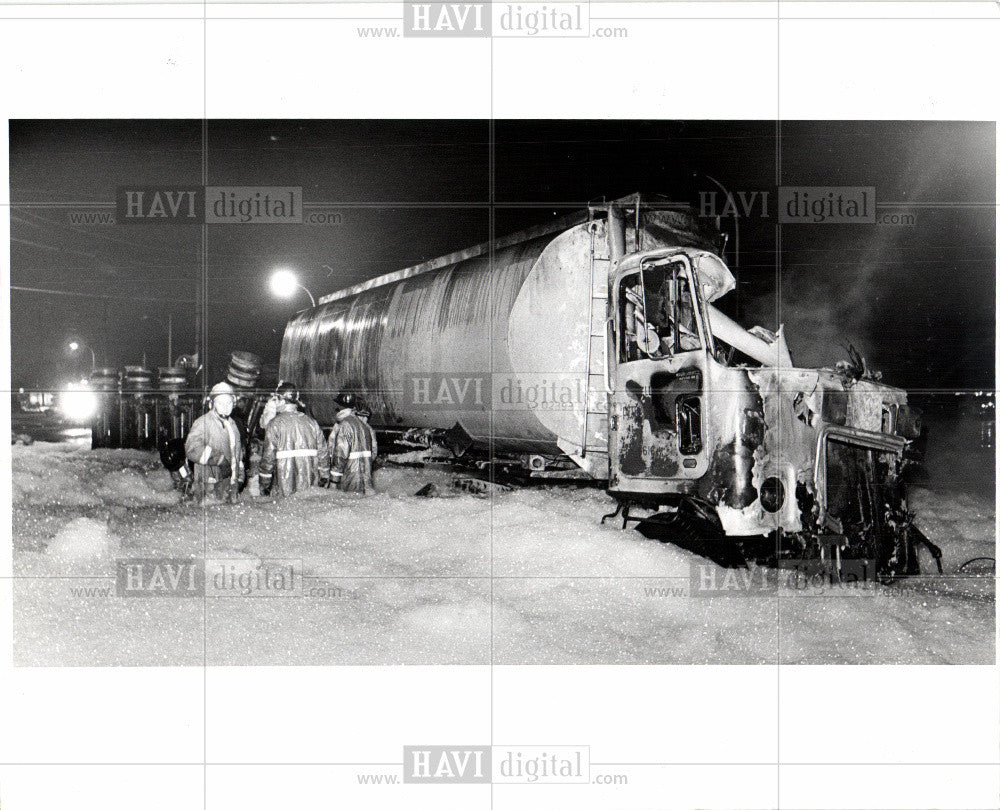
59,384 -> 98,422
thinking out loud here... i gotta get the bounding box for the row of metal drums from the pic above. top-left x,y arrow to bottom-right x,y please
88,366 -> 198,450
88,353 -> 263,450
89,365 -> 188,392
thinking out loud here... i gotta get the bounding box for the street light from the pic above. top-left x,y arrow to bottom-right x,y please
68,340 -> 96,370
270,268 -> 316,308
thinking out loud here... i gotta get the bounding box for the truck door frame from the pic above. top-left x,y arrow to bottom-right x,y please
606,250 -> 715,496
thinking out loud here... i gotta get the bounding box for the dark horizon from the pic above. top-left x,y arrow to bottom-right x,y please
9,119 -> 995,395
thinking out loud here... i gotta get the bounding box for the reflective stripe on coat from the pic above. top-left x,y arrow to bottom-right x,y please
184,410 -> 243,488
259,409 -> 330,497
329,413 -> 377,493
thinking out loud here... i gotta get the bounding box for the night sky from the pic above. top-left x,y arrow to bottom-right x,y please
9,120 -> 995,398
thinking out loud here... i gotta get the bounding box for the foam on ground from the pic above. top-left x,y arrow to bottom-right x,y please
45,517 -> 117,563
10,441 -> 996,666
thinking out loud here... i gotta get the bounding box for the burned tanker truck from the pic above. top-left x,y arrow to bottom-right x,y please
279,194 -> 939,577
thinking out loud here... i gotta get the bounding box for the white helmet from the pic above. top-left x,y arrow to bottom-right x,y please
210,381 -> 236,399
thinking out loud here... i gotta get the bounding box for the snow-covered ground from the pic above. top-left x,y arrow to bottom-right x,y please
10,439 -> 996,666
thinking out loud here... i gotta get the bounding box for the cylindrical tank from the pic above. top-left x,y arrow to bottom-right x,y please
90,367 -> 119,389
121,366 -> 155,449
279,208 -> 717,457
121,365 -> 154,392
155,366 -> 197,445
227,351 -> 262,391
158,366 -> 188,391
88,367 -> 121,449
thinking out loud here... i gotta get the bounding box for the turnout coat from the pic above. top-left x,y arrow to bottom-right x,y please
329,412 -> 377,493
184,410 -> 244,491
259,408 -> 331,496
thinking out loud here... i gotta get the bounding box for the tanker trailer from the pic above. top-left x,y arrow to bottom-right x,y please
280,194 -> 937,577
280,197 -> 721,477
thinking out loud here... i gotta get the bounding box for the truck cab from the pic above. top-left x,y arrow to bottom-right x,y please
601,208 -> 929,576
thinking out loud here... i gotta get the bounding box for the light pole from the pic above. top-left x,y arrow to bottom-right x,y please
68,340 -> 96,371
270,268 -> 316,308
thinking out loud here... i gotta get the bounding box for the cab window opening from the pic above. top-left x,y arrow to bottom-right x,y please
619,262 -> 702,363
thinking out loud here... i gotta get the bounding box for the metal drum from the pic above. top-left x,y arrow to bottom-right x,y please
227,351 -> 262,391
121,366 -> 155,449
88,368 -> 121,449
89,367 -> 119,391
122,365 -> 154,393
155,366 -> 197,445
157,366 -> 188,391
156,393 -> 198,446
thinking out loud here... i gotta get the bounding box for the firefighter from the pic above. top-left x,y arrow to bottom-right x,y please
184,381 -> 244,504
258,383 -> 289,432
258,383 -> 330,497
328,392 -> 377,493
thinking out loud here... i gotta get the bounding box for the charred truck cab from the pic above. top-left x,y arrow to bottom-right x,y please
600,200 -> 936,577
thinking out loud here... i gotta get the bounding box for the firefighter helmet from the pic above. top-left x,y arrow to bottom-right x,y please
158,438 -> 187,473
209,381 -> 236,400
334,391 -> 356,409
